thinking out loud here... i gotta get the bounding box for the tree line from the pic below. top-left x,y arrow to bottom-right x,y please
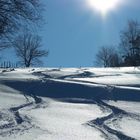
96,20 -> 140,67
0,1 -> 139,68
0,0 -> 48,67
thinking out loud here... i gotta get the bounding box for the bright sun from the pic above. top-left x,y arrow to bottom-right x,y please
87,0 -> 120,16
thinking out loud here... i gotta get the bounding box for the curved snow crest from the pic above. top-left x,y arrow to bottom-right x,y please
3,77 -> 140,102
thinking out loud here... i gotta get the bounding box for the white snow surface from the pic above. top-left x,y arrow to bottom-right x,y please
0,67 -> 140,140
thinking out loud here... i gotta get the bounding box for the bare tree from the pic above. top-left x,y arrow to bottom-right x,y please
0,0 -> 42,49
14,33 -> 48,67
120,20 -> 140,66
96,46 -> 120,67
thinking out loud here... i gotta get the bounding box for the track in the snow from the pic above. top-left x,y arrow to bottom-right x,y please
0,96 -> 44,137
86,99 -> 139,140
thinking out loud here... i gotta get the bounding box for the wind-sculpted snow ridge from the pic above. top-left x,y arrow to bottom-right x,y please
5,78 -> 140,102
86,99 -> 140,140
0,95 -> 47,138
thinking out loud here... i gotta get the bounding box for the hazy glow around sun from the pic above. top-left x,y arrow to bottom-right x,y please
87,0 -> 120,16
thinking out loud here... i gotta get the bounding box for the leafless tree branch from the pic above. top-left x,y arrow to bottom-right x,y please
14,33 -> 48,67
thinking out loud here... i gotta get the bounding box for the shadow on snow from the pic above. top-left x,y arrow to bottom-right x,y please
3,79 -> 140,102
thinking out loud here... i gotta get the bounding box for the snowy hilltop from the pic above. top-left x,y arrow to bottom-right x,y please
0,67 -> 140,140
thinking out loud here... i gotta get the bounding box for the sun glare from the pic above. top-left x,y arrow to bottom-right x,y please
87,0 -> 120,16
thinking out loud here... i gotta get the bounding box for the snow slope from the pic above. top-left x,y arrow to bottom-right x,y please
0,67 -> 140,140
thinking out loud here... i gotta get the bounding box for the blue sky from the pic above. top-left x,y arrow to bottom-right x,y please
41,0 -> 140,67
3,0 -> 140,67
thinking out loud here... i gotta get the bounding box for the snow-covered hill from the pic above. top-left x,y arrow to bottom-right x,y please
0,67 -> 140,140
